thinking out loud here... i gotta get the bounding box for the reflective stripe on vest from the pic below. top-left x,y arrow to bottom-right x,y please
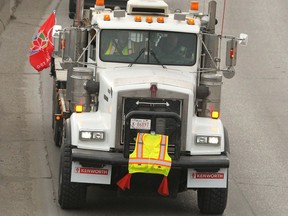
128,133 -> 172,176
129,158 -> 171,167
105,42 -> 116,55
105,41 -> 129,55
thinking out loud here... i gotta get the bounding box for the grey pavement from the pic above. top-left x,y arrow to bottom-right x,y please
0,0 -> 18,34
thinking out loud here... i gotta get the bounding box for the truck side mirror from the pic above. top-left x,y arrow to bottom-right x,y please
84,80 -> 100,95
222,66 -> 235,79
52,25 -> 62,54
196,86 -> 210,99
226,39 -> 237,67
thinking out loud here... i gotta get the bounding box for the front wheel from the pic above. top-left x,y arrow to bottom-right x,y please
58,124 -> 87,209
197,187 -> 228,215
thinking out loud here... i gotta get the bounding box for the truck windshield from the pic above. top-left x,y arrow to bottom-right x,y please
100,30 -> 197,66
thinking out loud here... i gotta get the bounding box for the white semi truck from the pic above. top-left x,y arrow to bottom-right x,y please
51,0 -> 247,214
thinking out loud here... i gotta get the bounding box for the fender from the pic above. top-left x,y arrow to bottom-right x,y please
64,119 -> 72,145
224,126 -> 230,154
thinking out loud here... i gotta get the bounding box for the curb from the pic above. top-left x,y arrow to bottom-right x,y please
0,0 -> 16,35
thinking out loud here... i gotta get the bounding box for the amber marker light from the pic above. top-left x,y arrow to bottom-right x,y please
211,111 -> 220,119
75,104 -> 83,113
104,14 -> 110,21
190,1 -> 199,11
135,16 -> 142,22
157,16 -> 165,23
150,83 -> 158,97
60,39 -> 65,49
146,16 -> 153,23
96,0 -> 104,6
187,18 -> 195,25
55,115 -> 61,121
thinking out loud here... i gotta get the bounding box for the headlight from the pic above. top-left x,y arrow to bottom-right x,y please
81,131 -> 92,139
196,136 -> 220,145
208,136 -> 220,144
80,131 -> 105,141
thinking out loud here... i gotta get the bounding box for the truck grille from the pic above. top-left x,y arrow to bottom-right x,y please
121,98 -> 182,159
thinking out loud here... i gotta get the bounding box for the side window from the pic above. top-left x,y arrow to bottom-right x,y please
89,29 -> 97,61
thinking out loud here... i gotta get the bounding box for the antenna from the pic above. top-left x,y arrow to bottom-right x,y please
218,0 -> 227,71
221,0 -> 227,36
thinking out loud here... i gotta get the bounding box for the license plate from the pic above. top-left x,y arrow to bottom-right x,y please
130,118 -> 151,130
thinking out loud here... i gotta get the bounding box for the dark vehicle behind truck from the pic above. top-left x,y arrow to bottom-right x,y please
69,0 -> 128,19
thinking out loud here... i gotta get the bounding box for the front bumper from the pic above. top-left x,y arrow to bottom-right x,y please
72,149 -> 229,169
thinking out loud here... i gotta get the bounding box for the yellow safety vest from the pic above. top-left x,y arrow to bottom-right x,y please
105,41 -> 129,55
128,133 -> 172,176
117,133 -> 172,196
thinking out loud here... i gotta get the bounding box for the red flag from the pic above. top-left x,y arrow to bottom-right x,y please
29,12 -> 55,72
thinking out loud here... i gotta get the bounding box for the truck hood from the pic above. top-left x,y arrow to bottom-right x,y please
98,66 -> 197,89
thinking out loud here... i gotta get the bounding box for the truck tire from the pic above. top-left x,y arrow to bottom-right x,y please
197,187 -> 228,215
52,79 -> 56,129
58,123 -> 87,209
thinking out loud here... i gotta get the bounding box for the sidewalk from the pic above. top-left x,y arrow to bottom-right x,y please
0,0 -> 18,34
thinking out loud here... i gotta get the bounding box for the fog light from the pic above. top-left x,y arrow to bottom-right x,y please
196,136 -> 208,144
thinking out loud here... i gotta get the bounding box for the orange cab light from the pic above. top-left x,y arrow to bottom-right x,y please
96,0 -> 104,6
146,16 -> 153,23
135,16 -> 142,22
230,48 -> 235,59
190,1 -> 199,11
187,18 -> 195,25
104,14 -> 110,21
211,111 -> 220,119
157,16 -> 165,23
75,104 -> 83,113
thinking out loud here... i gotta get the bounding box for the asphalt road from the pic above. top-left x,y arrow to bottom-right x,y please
0,0 -> 287,215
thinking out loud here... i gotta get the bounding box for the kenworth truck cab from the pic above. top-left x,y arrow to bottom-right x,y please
51,0 -> 247,214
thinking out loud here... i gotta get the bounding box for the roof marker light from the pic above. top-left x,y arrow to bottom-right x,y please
187,18 -> 195,25
190,1 -> 199,11
146,16 -> 153,23
96,0 -> 104,6
104,14 -> 110,21
135,16 -> 142,22
157,16 -> 165,23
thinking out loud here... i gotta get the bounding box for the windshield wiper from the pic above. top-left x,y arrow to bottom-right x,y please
150,50 -> 166,69
128,48 -> 146,67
